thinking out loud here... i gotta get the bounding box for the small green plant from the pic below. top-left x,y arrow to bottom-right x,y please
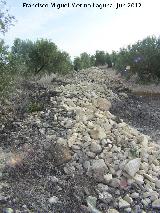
27,101 -> 43,113
130,147 -> 139,157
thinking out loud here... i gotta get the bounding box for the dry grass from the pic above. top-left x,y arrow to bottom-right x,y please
36,73 -> 57,88
130,84 -> 160,95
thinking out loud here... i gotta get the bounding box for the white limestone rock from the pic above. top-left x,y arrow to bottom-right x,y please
124,158 -> 141,177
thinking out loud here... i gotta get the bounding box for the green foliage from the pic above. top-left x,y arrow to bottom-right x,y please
95,50 -> 112,67
73,57 -> 82,71
31,39 -> 58,74
95,50 -> 106,66
0,0 -> 15,34
0,39 -> 15,96
73,52 -> 93,71
73,50 -> 112,70
0,1 -> 15,97
90,55 -> 96,66
52,50 -> 73,75
27,101 -> 44,113
10,38 -> 73,75
130,147 -> 139,158
0,39 -> 9,69
80,52 -> 92,69
0,38 -> 73,97
114,36 -> 160,82
105,52 -> 112,68
110,51 -> 117,66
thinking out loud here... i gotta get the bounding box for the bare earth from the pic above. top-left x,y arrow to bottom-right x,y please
103,68 -> 160,143
0,67 -> 160,213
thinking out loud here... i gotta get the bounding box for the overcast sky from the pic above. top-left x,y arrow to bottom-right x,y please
3,0 -> 160,58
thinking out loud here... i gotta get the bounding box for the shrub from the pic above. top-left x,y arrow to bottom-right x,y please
27,101 -> 44,113
95,50 -> 106,66
73,52 -> 92,71
95,50 -> 112,67
114,36 -> 160,82
0,39 -> 16,97
10,38 -> 73,75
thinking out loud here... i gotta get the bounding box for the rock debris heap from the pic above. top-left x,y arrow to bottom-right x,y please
0,67 -> 160,213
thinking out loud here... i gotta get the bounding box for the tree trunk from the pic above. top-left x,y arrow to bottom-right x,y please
35,64 -> 45,74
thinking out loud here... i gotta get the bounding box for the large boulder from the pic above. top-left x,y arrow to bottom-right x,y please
95,98 -> 112,111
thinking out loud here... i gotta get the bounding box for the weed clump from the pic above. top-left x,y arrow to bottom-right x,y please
27,101 -> 44,113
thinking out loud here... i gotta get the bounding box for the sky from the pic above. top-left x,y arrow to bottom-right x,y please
2,0 -> 160,59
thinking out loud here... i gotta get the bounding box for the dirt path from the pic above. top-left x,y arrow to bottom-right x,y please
110,94 -> 160,143
101,68 -> 160,143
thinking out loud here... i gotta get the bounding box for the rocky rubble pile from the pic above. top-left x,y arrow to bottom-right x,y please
0,67 -> 160,213
55,68 -> 160,212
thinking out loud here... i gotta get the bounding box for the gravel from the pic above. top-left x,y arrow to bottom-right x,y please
0,67 -> 160,213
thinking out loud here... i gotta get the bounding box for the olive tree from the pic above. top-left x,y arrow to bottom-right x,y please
11,38 -> 73,75
0,0 -> 15,34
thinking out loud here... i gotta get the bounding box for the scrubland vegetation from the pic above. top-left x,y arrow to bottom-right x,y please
1,2 -> 160,212
73,37 -> 160,84
0,0 -> 160,98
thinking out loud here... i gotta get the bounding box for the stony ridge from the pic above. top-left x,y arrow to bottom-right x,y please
0,67 -> 160,213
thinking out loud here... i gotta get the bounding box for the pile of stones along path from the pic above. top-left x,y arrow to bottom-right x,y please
0,67 -> 160,213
